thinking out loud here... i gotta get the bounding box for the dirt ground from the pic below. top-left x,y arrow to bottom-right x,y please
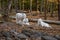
0,11 -> 60,36
0,22 -> 60,36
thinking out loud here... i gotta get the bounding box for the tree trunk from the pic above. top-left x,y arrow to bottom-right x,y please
44,0 -> 47,19
14,0 -> 18,13
58,0 -> 60,20
50,3 -> 54,17
30,0 -> 32,14
20,0 -> 21,10
29,18 -> 60,25
2,0 -> 12,22
40,0 -> 44,14
36,0 -> 39,15
23,0 -> 24,11
9,16 -> 60,25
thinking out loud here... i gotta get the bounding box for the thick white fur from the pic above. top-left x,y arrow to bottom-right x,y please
23,18 -> 30,25
38,18 -> 51,28
16,13 -> 26,24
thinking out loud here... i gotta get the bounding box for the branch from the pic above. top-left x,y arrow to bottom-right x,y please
29,18 -> 60,25
9,16 -> 60,25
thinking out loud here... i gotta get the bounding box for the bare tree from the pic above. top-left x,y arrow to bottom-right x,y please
36,0 -> 39,14
22,0 -> 24,11
30,0 -> 32,14
58,0 -> 60,20
50,2 -> 54,17
1,0 -> 12,21
44,0 -> 47,19
40,0 -> 44,14
20,0 -> 22,10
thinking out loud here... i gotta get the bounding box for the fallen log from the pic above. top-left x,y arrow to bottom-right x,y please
29,18 -> 60,25
9,16 -> 60,25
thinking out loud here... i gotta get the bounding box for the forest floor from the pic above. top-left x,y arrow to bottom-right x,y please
0,11 -> 60,40
9,11 -> 60,35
